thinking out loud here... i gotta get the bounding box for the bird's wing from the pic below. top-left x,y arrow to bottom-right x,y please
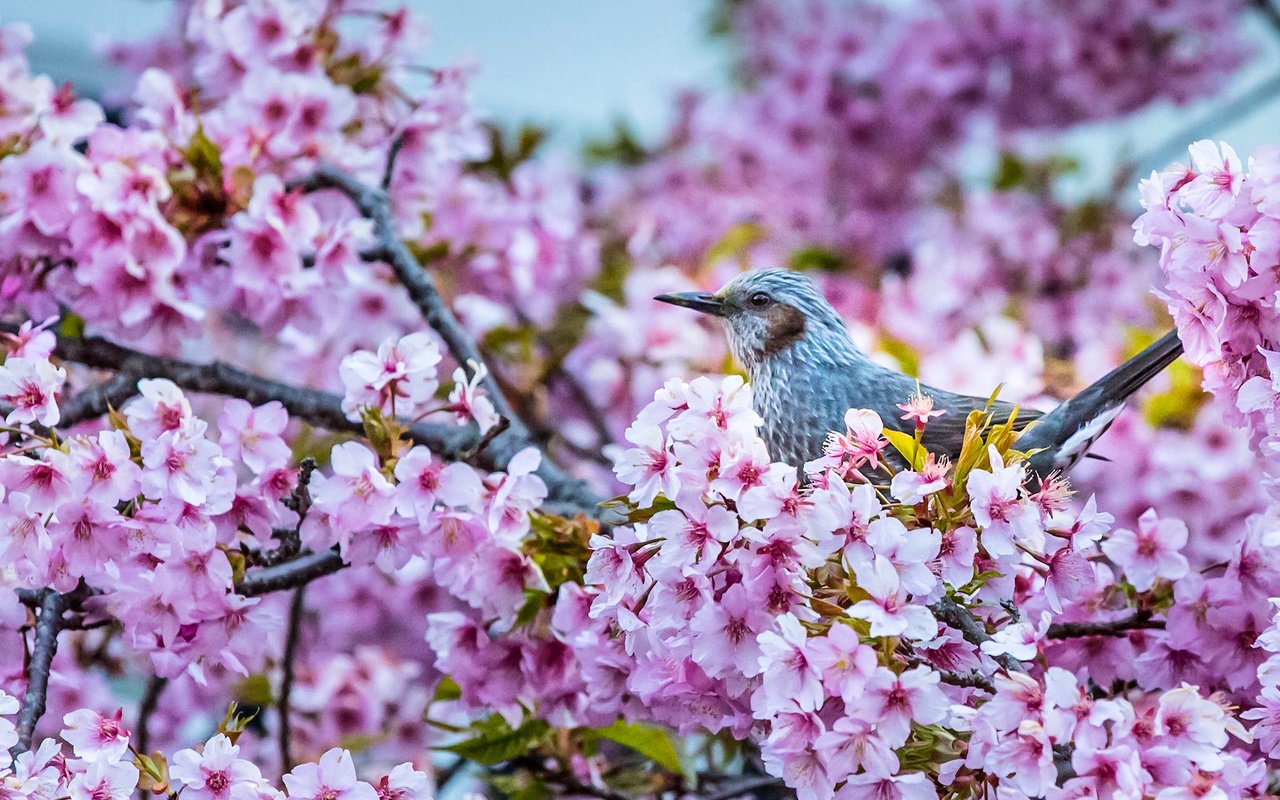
916,395 -> 1043,461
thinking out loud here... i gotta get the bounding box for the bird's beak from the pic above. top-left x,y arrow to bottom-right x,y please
654,291 -> 727,317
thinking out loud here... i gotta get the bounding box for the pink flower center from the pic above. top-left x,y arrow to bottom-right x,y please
10,379 -> 44,413
205,769 -> 230,794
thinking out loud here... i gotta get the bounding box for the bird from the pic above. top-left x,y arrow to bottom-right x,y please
655,268 -> 1184,479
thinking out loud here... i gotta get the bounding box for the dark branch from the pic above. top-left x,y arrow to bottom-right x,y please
11,589 -> 66,757
1046,610 -> 1163,640
236,549 -> 346,597
1130,69 -> 1280,175
294,166 -> 519,425
929,597 -> 1027,675
278,586 -> 306,771
135,673 -> 168,755
33,328 -> 601,512
461,416 -> 510,464
1253,0 -> 1280,34
56,373 -> 139,430
704,775 -> 788,800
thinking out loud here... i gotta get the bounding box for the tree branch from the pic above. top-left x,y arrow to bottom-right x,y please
278,586 -> 306,771
135,673 -> 168,755
929,597 -> 1027,675
1130,68 -> 1280,175
31,327 -> 601,512
294,166 -> 518,425
1045,610 -> 1163,640
704,775 -> 788,800
11,589 -> 66,757
56,373 -> 139,430
235,549 -> 346,597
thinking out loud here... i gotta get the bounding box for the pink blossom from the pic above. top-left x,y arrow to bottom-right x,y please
807,623 -> 876,704
217,399 -> 291,474
966,447 -> 1039,556
614,422 -> 678,507
847,555 -> 938,639
1101,508 -> 1189,591
282,749 -> 378,800
0,355 -> 64,427
60,708 -> 130,763
309,442 -> 396,536
339,333 -> 442,421
68,760 -> 139,800
447,360 -> 500,434
124,378 -> 193,440
1183,139 -> 1244,218
393,446 -> 484,516
690,582 -> 773,678
849,666 -> 949,747
169,733 -> 264,800
756,614 -> 824,714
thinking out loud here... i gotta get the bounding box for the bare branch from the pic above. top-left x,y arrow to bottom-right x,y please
11,589 -> 66,757
1046,610 -> 1163,640
294,166 -> 519,425
56,373 -> 139,430
929,596 -> 1027,675
278,586 -> 306,771
30,327 -> 601,512
135,673 -> 168,755
704,775 -> 788,800
236,549 -> 346,597
461,416 -> 510,464
1130,68 -> 1280,175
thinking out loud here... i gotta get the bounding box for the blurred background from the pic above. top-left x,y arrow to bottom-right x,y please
7,0 -> 1280,197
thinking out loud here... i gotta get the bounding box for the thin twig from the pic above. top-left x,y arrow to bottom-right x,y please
135,673 -> 169,755
461,416 -> 510,464
278,586 -> 306,772
381,133 -> 406,191
1045,610 -> 1163,640
11,589 -> 66,757
704,775 -> 787,800
1253,0 -> 1280,34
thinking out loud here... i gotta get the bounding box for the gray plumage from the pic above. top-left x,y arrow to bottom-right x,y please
655,268 -> 1184,478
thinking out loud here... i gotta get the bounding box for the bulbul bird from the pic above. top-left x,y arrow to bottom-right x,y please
655,268 -> 1184,479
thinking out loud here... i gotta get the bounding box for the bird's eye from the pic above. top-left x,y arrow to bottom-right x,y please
748,292 -> 772,308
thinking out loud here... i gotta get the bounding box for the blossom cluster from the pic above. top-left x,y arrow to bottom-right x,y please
0,0 -> 599,382
1136,140 -> 1280,494
566,375 -> 1266,798
0,694 -> 430,799
0,329 -> 541,689
606,0 -> 1244,270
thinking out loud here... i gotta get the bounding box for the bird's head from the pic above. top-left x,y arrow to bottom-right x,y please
655,268 -> 852,369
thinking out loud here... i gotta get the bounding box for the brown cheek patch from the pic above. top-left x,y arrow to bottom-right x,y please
762,304 -> 807,356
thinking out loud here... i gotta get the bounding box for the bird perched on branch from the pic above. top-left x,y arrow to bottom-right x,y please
656,268 -> 1184,479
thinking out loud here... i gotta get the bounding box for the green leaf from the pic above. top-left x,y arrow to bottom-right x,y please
182,125 -> 223,183
234,674 -> 274,707
441,718 -> 551,765
59,312 -> 86,340
595,721 -> 684,775
788,246 -> 844,273
705,222 -> 765,267
433,676 -> 462,703
882,428 -> 926,471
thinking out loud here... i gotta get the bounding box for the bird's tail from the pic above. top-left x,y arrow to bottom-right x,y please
1068,330 -> 1184,415
1025,330 -> 1184,474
